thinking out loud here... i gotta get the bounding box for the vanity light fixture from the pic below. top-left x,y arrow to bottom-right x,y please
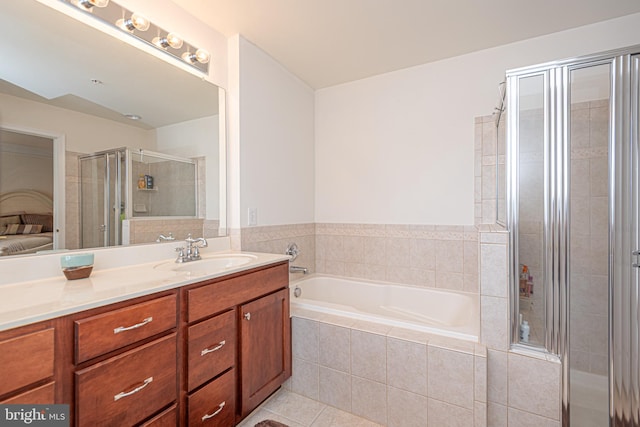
61,0 -> 210,74
181,48 -> 211,65
72,0 -> 109,10
116,13 -> 150,32
152,33 -> 183,50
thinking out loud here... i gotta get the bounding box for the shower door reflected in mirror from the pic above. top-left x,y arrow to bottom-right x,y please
515,74 -> 546,347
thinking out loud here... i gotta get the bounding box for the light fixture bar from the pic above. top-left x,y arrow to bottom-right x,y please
62,0 -> 210,74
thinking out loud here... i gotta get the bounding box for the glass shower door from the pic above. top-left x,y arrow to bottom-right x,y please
80,155 -> 107,248
568,62 -> 611,427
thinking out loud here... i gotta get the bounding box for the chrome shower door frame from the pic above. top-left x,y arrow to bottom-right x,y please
507,44 -> 640,426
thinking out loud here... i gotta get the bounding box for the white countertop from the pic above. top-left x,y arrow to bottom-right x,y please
0,250 -> 290,331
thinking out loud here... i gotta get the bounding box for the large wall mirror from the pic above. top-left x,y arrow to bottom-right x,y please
0,0 -> 226,256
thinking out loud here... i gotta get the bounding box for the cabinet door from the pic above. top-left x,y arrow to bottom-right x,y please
239,288 -> 290,417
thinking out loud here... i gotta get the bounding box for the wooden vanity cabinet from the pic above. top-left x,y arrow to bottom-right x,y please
1,259 -> 290,426
71,291 -> 178,427
239,287 -> 291,418
0,321 -> 56,404
183,261 -> 291,424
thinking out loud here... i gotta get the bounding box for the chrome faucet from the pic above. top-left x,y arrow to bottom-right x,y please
156,232 -> 175,242
175,234 -> 208,263
289,265 -> 309,274
286,243 -> 308,274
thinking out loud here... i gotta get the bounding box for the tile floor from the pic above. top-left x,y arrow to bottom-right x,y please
237,388 -> 383,427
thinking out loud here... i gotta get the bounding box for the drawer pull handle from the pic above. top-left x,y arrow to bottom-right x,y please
201,340 -> 226,356
113,317 -> 153,334
202,401 -> 225,421
114,377 -> 153,401
244,312 -> 251,321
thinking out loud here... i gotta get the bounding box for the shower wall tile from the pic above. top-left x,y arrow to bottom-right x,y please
487,349 -> 508,405
508,353 -> 561,420
480,242 -> 507,298
488,402 -> 507,427
428,346 -> 474,409
507,408 -> 560,427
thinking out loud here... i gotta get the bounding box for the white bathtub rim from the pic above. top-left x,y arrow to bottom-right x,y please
290,274 -> 479,342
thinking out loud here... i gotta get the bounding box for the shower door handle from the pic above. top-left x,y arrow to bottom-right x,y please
632,250 -> 640,268
99,224 -> 106,232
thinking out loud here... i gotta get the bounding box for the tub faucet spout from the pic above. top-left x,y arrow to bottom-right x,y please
290,265 -> 308,274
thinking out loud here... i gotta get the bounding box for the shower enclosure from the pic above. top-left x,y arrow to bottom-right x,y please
79,148 -> 197,249
508,45 -> 640,426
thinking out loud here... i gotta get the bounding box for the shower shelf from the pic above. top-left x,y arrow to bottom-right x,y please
137,187 -> 159,192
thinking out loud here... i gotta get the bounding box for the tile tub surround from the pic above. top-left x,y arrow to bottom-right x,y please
240,223 -> 478,292
287,311 -> 488,427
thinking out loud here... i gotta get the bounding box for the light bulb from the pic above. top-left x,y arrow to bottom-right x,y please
195,48 -> 210,64
153,33 -> 183,49
116,13 -> 150,32
182,49 -> 210,64
74,0 -> 109,9
166,33 -> 183,49
130,13 -> 150,31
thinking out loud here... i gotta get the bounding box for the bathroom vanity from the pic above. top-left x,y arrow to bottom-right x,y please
0,256 -> 291,426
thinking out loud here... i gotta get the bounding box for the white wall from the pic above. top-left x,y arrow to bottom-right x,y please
0,93 -> 154,153
316,13 -> 640,226
237,37 -> 315,227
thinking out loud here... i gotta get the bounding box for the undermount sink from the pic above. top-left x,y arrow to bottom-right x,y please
154,253 -> 258,274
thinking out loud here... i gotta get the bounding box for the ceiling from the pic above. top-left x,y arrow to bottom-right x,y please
170,0 -> 640,89
0,1 -> 218,130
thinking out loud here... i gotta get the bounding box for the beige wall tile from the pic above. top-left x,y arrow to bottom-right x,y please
475,354 -> 487,403
292,317 -> 318,363
351,330 -> 387,383
507,407 -> 560,427
508,353 -> 561,420
427,398 -> 473,427
487,350 -> 508,405
474,401 -> 487,427
387,337 -> 427,395
480,243 -> 508,297
319,366 -> 351,412
364,236 -> 387,265
487,402 -> 507,427
428,347 -> 474,409
351,377 -> 387,425
481,296 -> 509,350
385,237 -> 411,267
290,357 -> 319,400
343,235 -> 365,263
319,323 -> 351,373
387,386 -> 428,427
436,240 -> 464,273
410,238 -> 436,269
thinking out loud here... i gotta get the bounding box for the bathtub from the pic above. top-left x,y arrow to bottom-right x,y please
290,275 -> 479,341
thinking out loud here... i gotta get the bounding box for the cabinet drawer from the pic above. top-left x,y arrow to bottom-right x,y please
139,404 -> 177,427
0,382 -> 55,404
75,294 -> 176,363
188,262 -> 288,322
188,368 -> 235,427
76,334 -> 176,427
188,309 -> 236,391
0,328 -> 54,396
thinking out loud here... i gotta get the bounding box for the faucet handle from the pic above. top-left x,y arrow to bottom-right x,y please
175,246 -> 186,262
